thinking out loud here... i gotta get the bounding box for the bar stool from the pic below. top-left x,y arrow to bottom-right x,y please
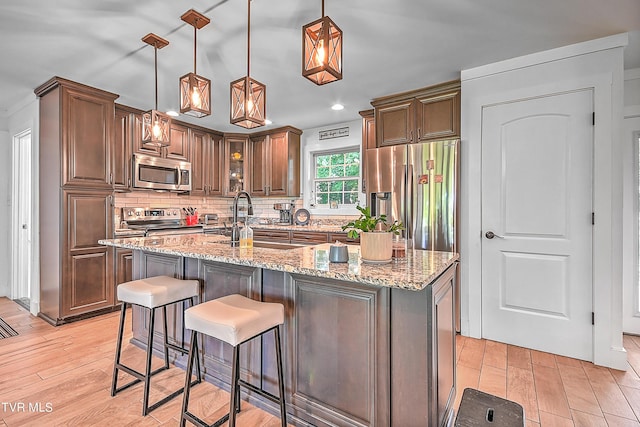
111,275 -> 202,416
180,294 -> 287,427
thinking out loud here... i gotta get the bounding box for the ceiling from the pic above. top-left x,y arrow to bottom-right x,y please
1,0 -> 639,133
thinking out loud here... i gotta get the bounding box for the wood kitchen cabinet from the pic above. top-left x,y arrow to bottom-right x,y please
115,248 -> 133,300
35,77 -> 119,325
249,126 -> 302,197
167,121 -> 190,161
222,134 -> 250,196
371,80 -> 460,147
114,104 -> 140,190
190,127 -> 223,196
35,77 -> 118,189
359,109 -> 375,193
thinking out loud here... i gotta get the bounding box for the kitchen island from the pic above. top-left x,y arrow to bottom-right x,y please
99,234 -> 458,427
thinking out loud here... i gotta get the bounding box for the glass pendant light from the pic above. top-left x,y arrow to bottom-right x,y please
141,33 -> 171,146
302,0 -> 342,85
180,9 -> 211,117
230,0 -> 266,129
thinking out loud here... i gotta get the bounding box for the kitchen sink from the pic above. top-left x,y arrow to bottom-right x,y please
252,241 -> 308,250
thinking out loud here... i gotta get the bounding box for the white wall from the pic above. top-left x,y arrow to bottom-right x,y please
460,34 -> 628,369
300,119 -> 365,216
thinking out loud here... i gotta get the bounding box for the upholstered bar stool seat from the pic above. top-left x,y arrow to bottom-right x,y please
180,294 -> 287,427
111,275 -> 202,416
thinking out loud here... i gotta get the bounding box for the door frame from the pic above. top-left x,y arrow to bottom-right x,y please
460,34 -> 627,369
622,111 -> 640,333
11,129 -> 32,302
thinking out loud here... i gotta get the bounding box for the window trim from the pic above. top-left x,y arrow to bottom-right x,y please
312,147 -> 361,209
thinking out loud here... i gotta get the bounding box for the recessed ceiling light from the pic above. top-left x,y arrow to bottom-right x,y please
166,110 -> 179,117
265,119 -> 273,125
331,103 -> 344,111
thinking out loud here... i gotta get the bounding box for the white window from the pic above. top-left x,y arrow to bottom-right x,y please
312,149 -> 360,208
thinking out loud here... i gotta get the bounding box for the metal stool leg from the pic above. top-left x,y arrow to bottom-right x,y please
162,306 -> 170,369
142,306 -> 157,416
110,302 -> 128,396
275,326 -> 287,427
229,345 -> 240,427
180,330 -> 198,427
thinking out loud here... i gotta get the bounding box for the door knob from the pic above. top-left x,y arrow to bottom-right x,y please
485,231 -> 504,239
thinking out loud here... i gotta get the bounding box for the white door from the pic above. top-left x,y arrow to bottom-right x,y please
12,130 -> 32,302
481,89 -> 594,361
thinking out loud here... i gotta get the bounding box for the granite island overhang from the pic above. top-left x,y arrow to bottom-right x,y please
99,233 -> 459,427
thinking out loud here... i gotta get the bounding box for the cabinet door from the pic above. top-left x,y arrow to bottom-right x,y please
166,122 -> 190,161
113,107 -> 131,190
223,135 -> 249,196
415,89 -> 460,141
375,99 -> 415,147
62,87 -> 114,188
62,190 -> 114,317
268,132 -> 289,196
199,261 -> 262,388
115,248 -> 133,298
190,129 -> 208,196
207,134 -> 223,196
433,272 -> 456,427
250,135 -> 268,196
131,112 -> 162,157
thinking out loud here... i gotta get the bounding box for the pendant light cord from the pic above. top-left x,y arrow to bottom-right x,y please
247,0 -> 251,77
154,45 -> 158,110
193,24 -> 197,74
321,0 -> 324,17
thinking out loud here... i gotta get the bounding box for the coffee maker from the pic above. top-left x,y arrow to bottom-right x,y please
274,202 -> 294,224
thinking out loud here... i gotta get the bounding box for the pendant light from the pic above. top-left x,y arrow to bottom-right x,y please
141,33 -> 171,146
302,0 -> 342,85
230,0 -> 266,129
180,9 -> 211,117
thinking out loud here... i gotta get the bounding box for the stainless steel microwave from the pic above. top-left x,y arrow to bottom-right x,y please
132,154 -> 192,192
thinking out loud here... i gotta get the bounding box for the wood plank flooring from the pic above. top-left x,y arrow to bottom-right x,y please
3,296 -> 640,426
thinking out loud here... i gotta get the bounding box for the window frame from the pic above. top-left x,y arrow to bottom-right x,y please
311,147 -> 361,209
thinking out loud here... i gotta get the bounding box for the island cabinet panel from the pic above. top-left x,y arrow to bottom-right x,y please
390,262 -> 457,427
114,248 -> 133,299
131,252 -> 186,358
186,259 -> 262,390
284,274 -> 390,427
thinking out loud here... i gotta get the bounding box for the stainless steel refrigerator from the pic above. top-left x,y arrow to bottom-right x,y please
366,139 -> 460,326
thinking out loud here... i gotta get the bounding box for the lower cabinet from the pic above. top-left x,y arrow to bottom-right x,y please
114,248 -> 133,293
39,189 -> 114,325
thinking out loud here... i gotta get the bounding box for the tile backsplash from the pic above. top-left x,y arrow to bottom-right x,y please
114,191 -> 357,227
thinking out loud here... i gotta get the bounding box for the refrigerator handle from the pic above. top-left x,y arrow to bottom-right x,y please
406,164 -> 414,242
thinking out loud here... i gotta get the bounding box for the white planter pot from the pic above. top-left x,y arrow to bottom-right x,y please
360,231 -> 392,262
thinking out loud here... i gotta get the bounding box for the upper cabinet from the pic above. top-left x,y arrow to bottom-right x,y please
167,121 -> 190,161
371,80 -> 460,147
223,134 -> 250,196
114,104 -> 141,191
250,127 -> 302,197
191,128 -> 223,197
35,77 -> 118,189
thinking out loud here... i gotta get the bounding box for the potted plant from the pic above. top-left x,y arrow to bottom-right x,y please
342,205 -> 403,263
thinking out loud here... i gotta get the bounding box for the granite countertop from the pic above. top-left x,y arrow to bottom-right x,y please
99,234 -> 458,291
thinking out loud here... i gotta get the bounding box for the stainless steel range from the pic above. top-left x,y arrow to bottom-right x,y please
122,207 -> 203,236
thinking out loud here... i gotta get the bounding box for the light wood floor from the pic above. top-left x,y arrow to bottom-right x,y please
3,296 -> 640,427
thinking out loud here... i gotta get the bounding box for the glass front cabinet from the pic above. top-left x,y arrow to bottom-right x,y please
223,134 -> 250,196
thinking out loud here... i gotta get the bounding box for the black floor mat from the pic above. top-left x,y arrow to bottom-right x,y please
0,317 -> 18,339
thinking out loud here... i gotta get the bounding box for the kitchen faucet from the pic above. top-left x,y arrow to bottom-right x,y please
231,191 -> 254,246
